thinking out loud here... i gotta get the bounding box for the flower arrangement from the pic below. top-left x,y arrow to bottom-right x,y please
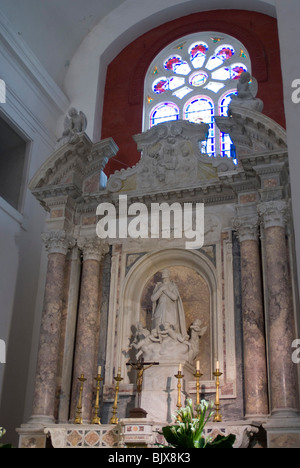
0,428 -> 12,448
160,399 -> 236,449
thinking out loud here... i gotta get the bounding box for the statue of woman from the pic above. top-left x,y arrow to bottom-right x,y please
151,269 -> 187,336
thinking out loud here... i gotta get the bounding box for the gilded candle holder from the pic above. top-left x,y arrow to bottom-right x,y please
74,374 -> 87,425
110,372 -> 124,425
193,370 -> 203,411
174,371 -> 184,419
213,369 -> 223,423
92,373 -> 103,425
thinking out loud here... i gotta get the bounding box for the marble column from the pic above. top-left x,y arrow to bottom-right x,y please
30,231 -> 75,425
234,213 -> 269,418
258,200 -> 299,417
71,237 -> 109,422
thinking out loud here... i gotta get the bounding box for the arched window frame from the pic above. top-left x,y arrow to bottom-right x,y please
143,32 -> 251,161
183,95 -> 215,156
150,101 -> 180,127
218,89 -> 238,162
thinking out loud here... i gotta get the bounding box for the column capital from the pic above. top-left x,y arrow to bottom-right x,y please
257,200 -> 289,229
77,237 -> 109,262
233,214 -> 260,242
42,230 -> 75,255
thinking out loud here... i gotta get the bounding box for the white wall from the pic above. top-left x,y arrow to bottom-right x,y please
0,12 -> 69,444
275,0 -> 300,310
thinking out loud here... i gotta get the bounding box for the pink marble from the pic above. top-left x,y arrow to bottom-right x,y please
264,226 -> 299,414
32,252 -> 67,420
71,259 -> 101,421
240,239 -> 269,417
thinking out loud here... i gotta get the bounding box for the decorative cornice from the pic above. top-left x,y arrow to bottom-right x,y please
77,237 -> 109,262
42,231 -> 75,255
257,200 -> 289,229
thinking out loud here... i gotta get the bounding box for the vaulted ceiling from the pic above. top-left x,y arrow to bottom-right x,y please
0,0 -> 127,86
0,0 -> 276,91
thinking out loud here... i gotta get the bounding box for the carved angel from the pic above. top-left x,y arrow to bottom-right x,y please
63,108 -> 87,135
58,108 -> 87,142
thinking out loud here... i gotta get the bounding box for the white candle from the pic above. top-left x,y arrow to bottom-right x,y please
98,366 -> 102,376
179,363 -> 182,373
118,367 -> 121,376
196,361 -> 200,371
216,360 -> 220,371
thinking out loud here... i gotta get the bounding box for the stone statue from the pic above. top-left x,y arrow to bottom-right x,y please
127,270 -> 207,363
131,323 -> 161,360
228,72 -> 264,115
58,108 -> 87,145
130,319 -> 207,363
151,269 -> 187,336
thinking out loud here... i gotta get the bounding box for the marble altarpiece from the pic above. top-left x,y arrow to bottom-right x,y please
17,84 -> 300,448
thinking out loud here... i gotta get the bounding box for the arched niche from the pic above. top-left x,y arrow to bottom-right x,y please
115,248 -> 222,384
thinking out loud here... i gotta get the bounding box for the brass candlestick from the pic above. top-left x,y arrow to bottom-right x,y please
92,373 -> 103,425
174,371 -> 184,416
74,374 -> 87,425
193,370 -> 203,408
110,370 -> 123,425
213,368 -> 223,423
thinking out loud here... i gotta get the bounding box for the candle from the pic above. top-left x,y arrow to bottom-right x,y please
179,363 -> 182,373
98,366 -> 102,376
196,361 -> 200,371
117,367 -> 121,376
216,360 -> 220,371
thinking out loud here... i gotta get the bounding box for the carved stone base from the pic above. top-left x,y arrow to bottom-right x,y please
18,420 -> 261,448
140,361 -> 195,423
264,412 -> 300,448
44,424 -> 120,448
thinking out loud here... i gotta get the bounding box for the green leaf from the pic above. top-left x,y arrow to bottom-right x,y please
205,434 -> 236,449
194,438 -> 206,448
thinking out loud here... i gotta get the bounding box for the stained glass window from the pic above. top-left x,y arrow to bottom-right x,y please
219,91 -> 238,163
184,97 -> 215,156
144,32 -> 251,161
150,102 -> 179,127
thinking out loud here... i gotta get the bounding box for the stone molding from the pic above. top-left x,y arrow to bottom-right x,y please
258,200 -> 289,229
77,237 -> 109,262
215,108 -> 287,160
41,230 -> 75,255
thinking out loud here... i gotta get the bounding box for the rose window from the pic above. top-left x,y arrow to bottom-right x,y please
144,32 -> 252,162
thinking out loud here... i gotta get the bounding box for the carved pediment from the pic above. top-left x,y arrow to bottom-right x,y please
107,121 -> 236,195
29,134 -> 118,208
215,108 -> 287,157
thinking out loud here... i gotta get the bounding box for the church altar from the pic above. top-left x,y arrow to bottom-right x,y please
18,74 -> 300,448
17,420 -> 261,448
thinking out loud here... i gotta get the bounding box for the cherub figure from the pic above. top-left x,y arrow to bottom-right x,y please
58,108 -> 87,143
228,72 -> 263,115
131,323 -> 161,360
